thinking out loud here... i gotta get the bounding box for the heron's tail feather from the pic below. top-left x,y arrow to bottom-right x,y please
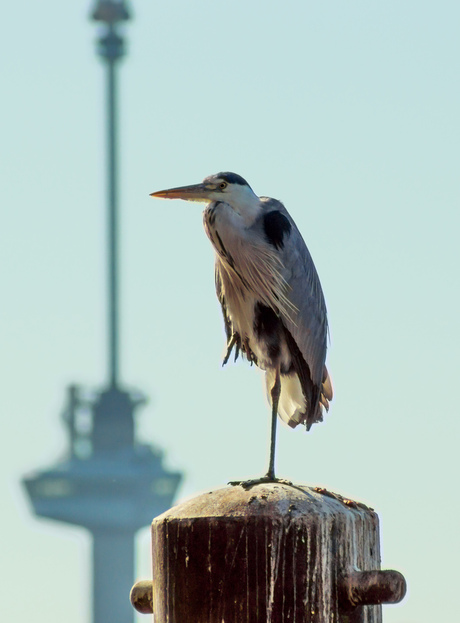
322,366 -> 333,402
264,371 -> 308,429
319,366 -> 333,411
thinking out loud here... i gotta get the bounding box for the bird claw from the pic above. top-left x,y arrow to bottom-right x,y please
222,334 -> 258,367
242,337 -> 257,366
222,333 -> 241,366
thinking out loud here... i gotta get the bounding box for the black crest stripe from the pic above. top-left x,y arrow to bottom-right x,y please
217,172 -> 249,186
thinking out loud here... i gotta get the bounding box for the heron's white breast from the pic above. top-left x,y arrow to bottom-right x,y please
204,201 -> 292,370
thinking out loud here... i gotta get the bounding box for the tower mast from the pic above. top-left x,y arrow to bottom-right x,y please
23,4 -> 183,622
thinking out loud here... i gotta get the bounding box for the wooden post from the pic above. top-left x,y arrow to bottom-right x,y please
131,483 -> 406,622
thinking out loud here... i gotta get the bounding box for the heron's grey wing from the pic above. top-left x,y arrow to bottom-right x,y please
259,198 -> 330,426
285,228 -> 331,425
281,221 -> 328,387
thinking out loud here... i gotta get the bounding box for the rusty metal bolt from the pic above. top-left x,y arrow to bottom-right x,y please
130,580 -> 153,614
339,569 -> 407,610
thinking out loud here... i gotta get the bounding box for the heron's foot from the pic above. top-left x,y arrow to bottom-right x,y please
228,475 -> 293,490
242,337 -> 258,366
222,333 -> 241,366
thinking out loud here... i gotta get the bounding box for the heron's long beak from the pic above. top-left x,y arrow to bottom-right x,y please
150,183 -> 211,203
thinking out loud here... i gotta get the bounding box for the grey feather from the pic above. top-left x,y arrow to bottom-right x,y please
152,171 -> 332,432
212,194 -> 331,428
256,197 -> 330,426
151,172 -> 333,480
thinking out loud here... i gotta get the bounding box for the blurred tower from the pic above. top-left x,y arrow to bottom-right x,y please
22,3 -> 183,623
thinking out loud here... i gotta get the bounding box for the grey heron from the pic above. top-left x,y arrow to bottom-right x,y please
151,172 -> 332,485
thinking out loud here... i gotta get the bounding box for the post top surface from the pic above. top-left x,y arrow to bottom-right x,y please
153,483 -> 376,524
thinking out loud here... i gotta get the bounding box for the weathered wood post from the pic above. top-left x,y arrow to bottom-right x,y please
131,483 -> 406,622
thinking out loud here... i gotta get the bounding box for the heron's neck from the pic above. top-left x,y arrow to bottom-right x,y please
227,189 -> 261,227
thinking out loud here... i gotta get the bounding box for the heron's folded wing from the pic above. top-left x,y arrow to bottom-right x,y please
278,219 -> 329,390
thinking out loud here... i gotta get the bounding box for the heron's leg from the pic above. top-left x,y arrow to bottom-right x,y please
265,365 -> 281,480
229,365 -> 292,489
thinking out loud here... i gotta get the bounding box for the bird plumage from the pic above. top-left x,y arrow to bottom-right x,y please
202,180 -> 332,430
151,171 -> 332,479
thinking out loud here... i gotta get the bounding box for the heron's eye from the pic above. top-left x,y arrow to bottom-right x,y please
219,182 -> 228,190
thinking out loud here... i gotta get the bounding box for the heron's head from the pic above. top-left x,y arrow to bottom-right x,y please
151,172 -> 260,220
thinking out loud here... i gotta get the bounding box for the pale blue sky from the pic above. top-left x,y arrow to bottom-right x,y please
2,2 -> 459,622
